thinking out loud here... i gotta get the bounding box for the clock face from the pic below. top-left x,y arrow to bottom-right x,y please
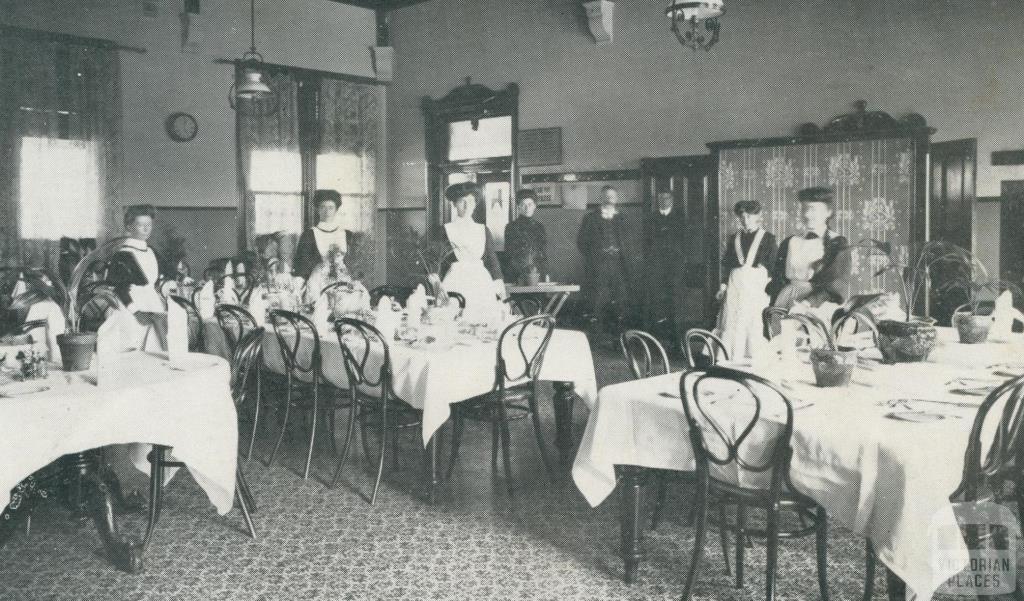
165,112 -> 198,142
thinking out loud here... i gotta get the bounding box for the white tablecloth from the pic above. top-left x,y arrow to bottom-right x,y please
204,320 -> 597,445
0,351 -> 237,515
573,328 -> 1024,601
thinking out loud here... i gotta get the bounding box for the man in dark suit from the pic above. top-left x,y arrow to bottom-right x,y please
768,186 -> 852,312
577,185 -> 629,339
645,191 -> 685,344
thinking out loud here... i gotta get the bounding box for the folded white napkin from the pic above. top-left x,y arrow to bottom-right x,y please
25,299 -> 65,363
406,284 -> 427,322
247,287 -> 267,326
990,290 -> 1024,342
197,281 -> 216,319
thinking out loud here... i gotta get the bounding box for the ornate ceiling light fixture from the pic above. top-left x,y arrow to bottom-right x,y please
666,0 -> 724,52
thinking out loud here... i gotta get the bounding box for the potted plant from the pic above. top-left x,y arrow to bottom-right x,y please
783,312 -> 858,387
10,238 -> 128,371
847,239 -> 986,362
936,257 -> 1020,344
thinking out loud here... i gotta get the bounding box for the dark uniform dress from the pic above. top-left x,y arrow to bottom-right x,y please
645,209 -> 686,342
503,215 -> 548,284
576,210 -> 628,335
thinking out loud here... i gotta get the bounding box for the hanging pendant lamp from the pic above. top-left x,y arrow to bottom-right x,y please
230,0 -> 277,111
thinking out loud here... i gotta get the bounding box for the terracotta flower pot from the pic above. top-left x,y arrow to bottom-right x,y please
952,305 -> 992,344
810,348 -> 857,387
56,331 -> 97,372
876,318 -> 937,363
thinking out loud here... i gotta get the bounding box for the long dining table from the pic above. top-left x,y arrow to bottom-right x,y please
573,328 -> 1024,601
204,317 -> 598,494
0,350 -> 237,573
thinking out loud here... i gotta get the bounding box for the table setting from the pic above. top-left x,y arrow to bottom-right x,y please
574,325 -> 1024,601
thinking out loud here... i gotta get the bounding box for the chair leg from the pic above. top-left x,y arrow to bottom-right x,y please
862,540 -> 876,601
736,502 -> 746,588
445,407 -> 465,480
246,367 -> 262,462
330,393 -> 360,488
527,388 -> 556,481
719,502 -> 732,577
141,448 -> 165,553
816,505 -> 830,601
498,402 -> 515,497
267,377 -> 292,468
235,470 -> 257,540
650,472 -> 669,531
302,380 -> 319,480
370,399 -> 389,505
490,409 -> 500,476
765,503 -> 781,601
681,473 -> 710,601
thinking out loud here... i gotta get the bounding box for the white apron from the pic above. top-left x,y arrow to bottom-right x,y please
716,229 -> 770,360
442,219 -> 500,323
121,240 -> 166,314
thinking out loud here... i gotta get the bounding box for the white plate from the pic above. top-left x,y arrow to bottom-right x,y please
0,381 -> 52,397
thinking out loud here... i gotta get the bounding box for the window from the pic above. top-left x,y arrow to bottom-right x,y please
19,137 -> 99,239
249,150 -> 303,236
316,152 -> 371,232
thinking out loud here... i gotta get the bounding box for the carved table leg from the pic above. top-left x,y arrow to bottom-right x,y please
620,466 -> 648,584
552,381 -> 577,469
424,432 -> 440,505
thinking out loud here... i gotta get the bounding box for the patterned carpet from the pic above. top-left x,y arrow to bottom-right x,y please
0,343 -> 912,600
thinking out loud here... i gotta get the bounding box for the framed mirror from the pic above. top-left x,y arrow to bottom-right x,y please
422,77 -> 519,249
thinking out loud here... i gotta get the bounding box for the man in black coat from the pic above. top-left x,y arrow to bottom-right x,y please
576,185 -> 629,339
645,191 -> 685,344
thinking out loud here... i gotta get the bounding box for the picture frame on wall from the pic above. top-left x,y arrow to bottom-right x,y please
522,182 -> 561,206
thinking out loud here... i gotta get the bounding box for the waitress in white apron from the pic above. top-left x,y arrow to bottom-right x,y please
715,200 -> 777,360
441,182 -> 506,322
108,204 -> 166,314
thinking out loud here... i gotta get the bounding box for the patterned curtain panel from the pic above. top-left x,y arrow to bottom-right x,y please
236,70 -> 301,268
718,138 -> 918,298
318,77 -> 383,284
0,33 -> 122,271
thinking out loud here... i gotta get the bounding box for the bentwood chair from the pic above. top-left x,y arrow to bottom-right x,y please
215,304 -> 259,356
168,295 -> 205,352
684,328 -> 730,368
266,310 -> 346,480
863,374 -> 1024,601
446,291 -> 467,310
446,314 -> 558,496
329,318 -> 424,504
620,329 -> 670,379
369,285 -> 414,307
679,366 -> 830,601
144,329 -> 262,546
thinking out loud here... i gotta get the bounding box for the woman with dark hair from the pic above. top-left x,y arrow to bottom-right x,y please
441,182 -> 505,318
293,189 -> 352,280
715,200 -> 777,359
108,204 -> 166,313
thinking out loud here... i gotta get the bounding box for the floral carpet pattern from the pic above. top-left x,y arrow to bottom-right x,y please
0,347 -> 981,600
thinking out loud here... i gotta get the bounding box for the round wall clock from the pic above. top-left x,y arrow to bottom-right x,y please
165,112 -> 198,142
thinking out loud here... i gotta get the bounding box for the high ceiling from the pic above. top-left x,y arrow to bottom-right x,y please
328,0 -> 431,11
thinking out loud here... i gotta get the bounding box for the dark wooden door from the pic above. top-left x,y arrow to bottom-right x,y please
929,139 -> 977,324
640,155 -> 717,335
1001,181 -> 1024,287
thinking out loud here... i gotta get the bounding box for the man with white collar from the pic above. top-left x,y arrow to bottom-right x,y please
645,191 -> 685,345
577,185 -> 629,341
768,186 -> 852,312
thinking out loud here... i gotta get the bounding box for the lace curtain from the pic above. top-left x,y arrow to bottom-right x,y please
236,70 -> 301,268
718,138 -> 918,298
0,33 -> 122,270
